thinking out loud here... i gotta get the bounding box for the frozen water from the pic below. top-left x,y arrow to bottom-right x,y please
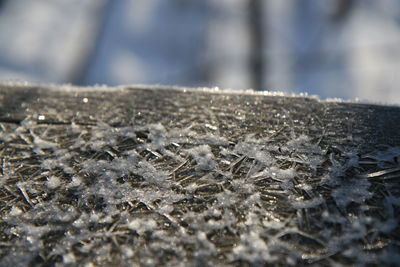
0,90 -> 399,265
332,177 -> 372,209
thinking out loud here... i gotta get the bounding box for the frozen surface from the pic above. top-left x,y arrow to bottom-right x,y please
0,84 -> 400,266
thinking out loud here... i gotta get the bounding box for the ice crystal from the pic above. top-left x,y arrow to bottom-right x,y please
0,96 -> 399,266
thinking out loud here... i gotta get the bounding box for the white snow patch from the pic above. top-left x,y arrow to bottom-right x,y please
332,177 -> 372,208
186,145 -> 216,172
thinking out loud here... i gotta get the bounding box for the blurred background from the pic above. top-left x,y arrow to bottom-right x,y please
1,0 -> 400,103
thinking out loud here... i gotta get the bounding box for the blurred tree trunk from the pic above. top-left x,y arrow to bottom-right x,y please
248,0 -> 264,90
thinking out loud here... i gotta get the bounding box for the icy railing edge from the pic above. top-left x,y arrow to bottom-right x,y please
2,81 -> 399,107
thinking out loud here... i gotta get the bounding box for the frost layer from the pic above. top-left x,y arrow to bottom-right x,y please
0,118 -> 399,266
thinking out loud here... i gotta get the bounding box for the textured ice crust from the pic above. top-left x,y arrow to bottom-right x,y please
1,116 -> 400,265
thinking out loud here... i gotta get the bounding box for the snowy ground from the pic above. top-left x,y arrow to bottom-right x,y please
0,0 -> 400,103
